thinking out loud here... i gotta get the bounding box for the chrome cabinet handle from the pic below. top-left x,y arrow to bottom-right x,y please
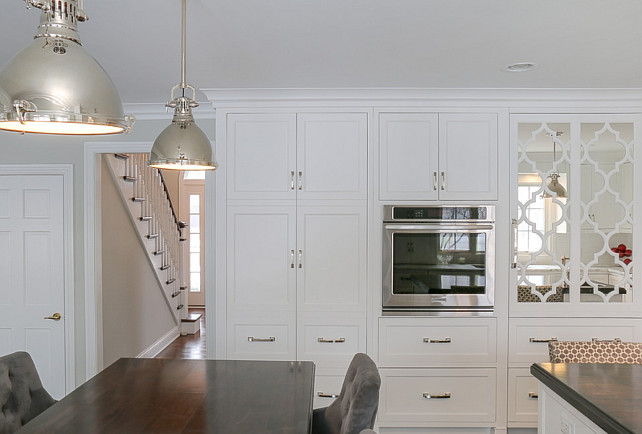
290,249 -> 295,268
44,313 -> 61,321
511,218 -> 518,269
423,392 -> 451,399
528,392 -> 539,399
290,171 -> 295,190
317,392 -> 340,398
440,171 -> 445,190
298,250 -> 303,268
433,171 -> 438,191
248,336 -> 276,342
529,337 -> 558,343
318,338 -> 346,343
298,171 -> 303,190
423,337 -> 451,343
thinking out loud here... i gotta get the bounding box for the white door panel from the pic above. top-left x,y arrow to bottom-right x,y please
0,174 -> 66,399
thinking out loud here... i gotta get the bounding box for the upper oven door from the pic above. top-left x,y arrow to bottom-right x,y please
383,223 -> 495,310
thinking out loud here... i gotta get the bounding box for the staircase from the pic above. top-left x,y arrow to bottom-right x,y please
104,153 -> 187,322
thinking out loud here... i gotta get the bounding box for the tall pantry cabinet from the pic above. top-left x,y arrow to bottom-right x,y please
216,110 -> 370,408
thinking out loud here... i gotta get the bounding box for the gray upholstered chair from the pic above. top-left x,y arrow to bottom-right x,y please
0,351 -> 57,433
312,353 -> 381,434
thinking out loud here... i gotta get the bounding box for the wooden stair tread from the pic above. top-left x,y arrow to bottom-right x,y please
182,313 -> 202,322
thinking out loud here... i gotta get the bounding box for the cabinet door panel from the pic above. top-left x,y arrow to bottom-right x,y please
379,113 -> 439,200
297,206 -> 367,312
227,113 -> 296,199
227,206 -> 296,312
297,113 -> 367,200
439,113 -> 498,200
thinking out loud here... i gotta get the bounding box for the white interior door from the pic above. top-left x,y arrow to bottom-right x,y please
0,173 -> 67,398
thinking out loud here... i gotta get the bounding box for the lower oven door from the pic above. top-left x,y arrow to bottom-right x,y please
383,223 -> 495,311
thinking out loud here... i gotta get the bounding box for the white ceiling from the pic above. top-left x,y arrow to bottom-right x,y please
1,0 -> 642,105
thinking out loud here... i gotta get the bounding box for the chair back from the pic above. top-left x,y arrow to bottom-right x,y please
548,339 -> 642,364
0,351 -> 57,433
313,353 -> 381,434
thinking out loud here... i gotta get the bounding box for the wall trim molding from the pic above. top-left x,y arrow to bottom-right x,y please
83,142 -> 152,380
0,164 -> 75,395
136,326 -> 180,358
202,87 -> 642,110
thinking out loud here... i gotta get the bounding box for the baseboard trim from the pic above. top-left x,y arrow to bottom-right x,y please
137,326 -> 180,358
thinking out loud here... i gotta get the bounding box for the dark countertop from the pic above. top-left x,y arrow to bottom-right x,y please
531,363 -> 642,434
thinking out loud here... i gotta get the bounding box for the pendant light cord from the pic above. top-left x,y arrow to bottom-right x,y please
181,0 -> 187,96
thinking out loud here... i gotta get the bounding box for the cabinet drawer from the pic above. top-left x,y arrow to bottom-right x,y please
508,368 -> 539,425
509,318 -> 641,364
313,369 -> 345,409
298,320 -> 365,367
379,317 -> 496,366
227,320 -> 295,360
378,368 -> 496,424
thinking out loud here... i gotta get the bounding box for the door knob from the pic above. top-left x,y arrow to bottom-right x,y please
44,313 -> 61,321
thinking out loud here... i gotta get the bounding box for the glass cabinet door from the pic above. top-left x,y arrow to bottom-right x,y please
512,115 -> 639,313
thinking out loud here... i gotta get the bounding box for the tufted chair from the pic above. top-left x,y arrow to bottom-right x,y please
312,353 -> 381,434
549,338 -> 642,364
0,352 -> 57,433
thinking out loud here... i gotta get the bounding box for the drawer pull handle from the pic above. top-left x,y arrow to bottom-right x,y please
317,392 -> 340,398
423,338 -> 452,344
528,392 -> 539,399
529,337 -> 558,343
591,337 -> 621,343
423,392 -> 451,399
318,338 -> 346,343
248,336 -> 276,342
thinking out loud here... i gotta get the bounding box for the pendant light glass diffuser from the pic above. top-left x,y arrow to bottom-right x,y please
0,0 -> 133,135
148,0 -> 216,171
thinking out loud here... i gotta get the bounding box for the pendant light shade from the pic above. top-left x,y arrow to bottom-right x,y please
148,0 -> 216,171
0,0 -> 133,135
544,173 -> 567,198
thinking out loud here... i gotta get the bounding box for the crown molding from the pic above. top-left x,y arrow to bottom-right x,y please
201,87 -> 642,110
122,102 -> 216,120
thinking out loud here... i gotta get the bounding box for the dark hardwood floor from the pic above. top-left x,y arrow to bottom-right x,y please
155,307 -> 206,359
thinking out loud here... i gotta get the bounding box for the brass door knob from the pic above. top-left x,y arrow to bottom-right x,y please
44,313 -> 61,321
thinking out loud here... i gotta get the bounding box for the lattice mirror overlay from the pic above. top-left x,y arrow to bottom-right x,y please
516,122 -> 571,303
580,123 -> 633,303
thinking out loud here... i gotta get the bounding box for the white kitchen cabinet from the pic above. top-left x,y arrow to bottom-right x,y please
508,368 -> 539,426
226,206 -> 297,313
378,317 -> 497,367
379,112 -> 498,201
227,112 -> 367,201
297,206 -> 367,313
226,205 -> 367,360
378,368 -> 497,425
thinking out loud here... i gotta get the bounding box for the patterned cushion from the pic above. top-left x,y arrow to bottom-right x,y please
548,339 -> 642,364
518,286 -> 565,303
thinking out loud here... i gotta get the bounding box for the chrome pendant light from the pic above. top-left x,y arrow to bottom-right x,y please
148,0 -> 216,171
0,0 -> 133,135
542,131 -> 567,199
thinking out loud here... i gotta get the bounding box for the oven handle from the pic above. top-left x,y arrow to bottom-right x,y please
384,224 -> 494,232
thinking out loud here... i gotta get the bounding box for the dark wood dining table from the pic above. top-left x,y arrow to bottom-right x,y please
21,358 -> 316,433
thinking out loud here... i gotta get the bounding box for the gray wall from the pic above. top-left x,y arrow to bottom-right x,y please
0,114 -> 216,386
101,158 -> 177,367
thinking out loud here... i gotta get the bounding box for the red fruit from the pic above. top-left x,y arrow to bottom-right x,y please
618,244 -> 627,252
624,258 -> 632,265
611,247 -> 619,253
625,249 -> 633,257
619,252 -> 626,258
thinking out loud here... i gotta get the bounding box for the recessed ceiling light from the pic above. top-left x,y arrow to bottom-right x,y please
502,62 -> 537,72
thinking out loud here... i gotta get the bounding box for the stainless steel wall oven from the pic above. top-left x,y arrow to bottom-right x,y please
383,205 -> 495,313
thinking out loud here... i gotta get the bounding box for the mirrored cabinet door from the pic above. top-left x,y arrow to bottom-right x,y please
511,115 -> 640,313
